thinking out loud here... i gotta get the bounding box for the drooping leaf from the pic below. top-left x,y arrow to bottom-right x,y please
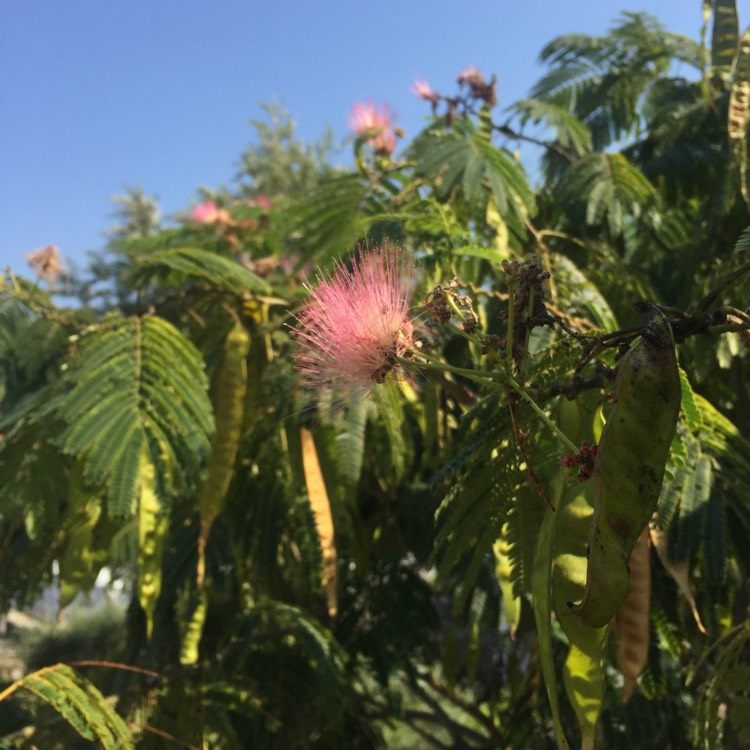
560,152 -> 657,235
512,98 -> 593,157
0,663 -> 133,749
409,120 -> 535,221
551,252 -> 618,330
132,246 -> 271,295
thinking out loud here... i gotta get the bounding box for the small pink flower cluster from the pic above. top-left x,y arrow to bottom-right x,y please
190,200 -> 229,224
348,101 -> 397,156
25,244 -> 66,284
247,194 -> 272,210
456,65 -> 497,106
411,79 -> 437,102
562,441 -> 599,482
293,243 -> 416,400
411,67 -> 497,118
456,65 -> 483,87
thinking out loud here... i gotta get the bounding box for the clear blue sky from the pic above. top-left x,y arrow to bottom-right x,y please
1,1 -> 712,277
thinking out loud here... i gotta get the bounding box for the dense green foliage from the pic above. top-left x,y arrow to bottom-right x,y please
2,5 -> 750,748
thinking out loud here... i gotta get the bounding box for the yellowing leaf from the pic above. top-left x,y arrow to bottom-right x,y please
650,524 -> 708,635
301,427 -> 338,617
615,528 -> 651,703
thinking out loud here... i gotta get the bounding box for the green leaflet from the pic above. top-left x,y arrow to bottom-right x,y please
334,398 -> 368,491
494,522 -> 521,638
678,367 -> 702,432
138,447 -> 168,639
370,381 -> 408,483
1,663 -> 133,749
669,451 -> 712,562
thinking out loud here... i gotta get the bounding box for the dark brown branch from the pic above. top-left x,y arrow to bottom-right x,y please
496,124 -> 578,164
692,259 -> 750,315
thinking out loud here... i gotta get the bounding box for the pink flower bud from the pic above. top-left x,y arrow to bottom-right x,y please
25,244 -> 66,284
411,79 -> 435,100
348,101 -> 397,156
190,200 -> 229,224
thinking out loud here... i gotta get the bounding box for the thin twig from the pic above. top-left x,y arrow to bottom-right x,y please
129,721 -> 201,750
70,660 -> 160,679
508,397 -> 554,510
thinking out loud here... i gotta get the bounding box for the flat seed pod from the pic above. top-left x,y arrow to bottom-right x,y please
570,314 -> 680,627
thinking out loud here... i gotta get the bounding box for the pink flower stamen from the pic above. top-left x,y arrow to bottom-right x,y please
293,243 -> 416,401
190,200 -> 229,224
412,79 -> 436,101
348,101 -> 397,156
25,244 -> 66,284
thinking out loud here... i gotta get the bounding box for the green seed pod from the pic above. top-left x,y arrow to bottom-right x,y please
553,479 -> 609,744
197,320 -> 250,525
138,447 -> 168,639
570,314 -> 680,627
196,319 -> 250,591
59,465 -> 104,610
553,394 -> 609,745
179,591 -> 208,666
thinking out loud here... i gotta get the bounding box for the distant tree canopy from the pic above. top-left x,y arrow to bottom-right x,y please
236,100 -> 340,200
1,6 -> 750,749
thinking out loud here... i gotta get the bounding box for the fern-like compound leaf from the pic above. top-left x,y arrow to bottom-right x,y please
55,315 -> 213,518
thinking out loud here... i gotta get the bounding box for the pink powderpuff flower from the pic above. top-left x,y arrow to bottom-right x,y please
250,194 -> 272,210
25,244 -> 66,284
190,200 -> 229,224
457,65 -> 482,85
293,243 -> 416,400
348,101 -> 397,156
411,78 -> 436,101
